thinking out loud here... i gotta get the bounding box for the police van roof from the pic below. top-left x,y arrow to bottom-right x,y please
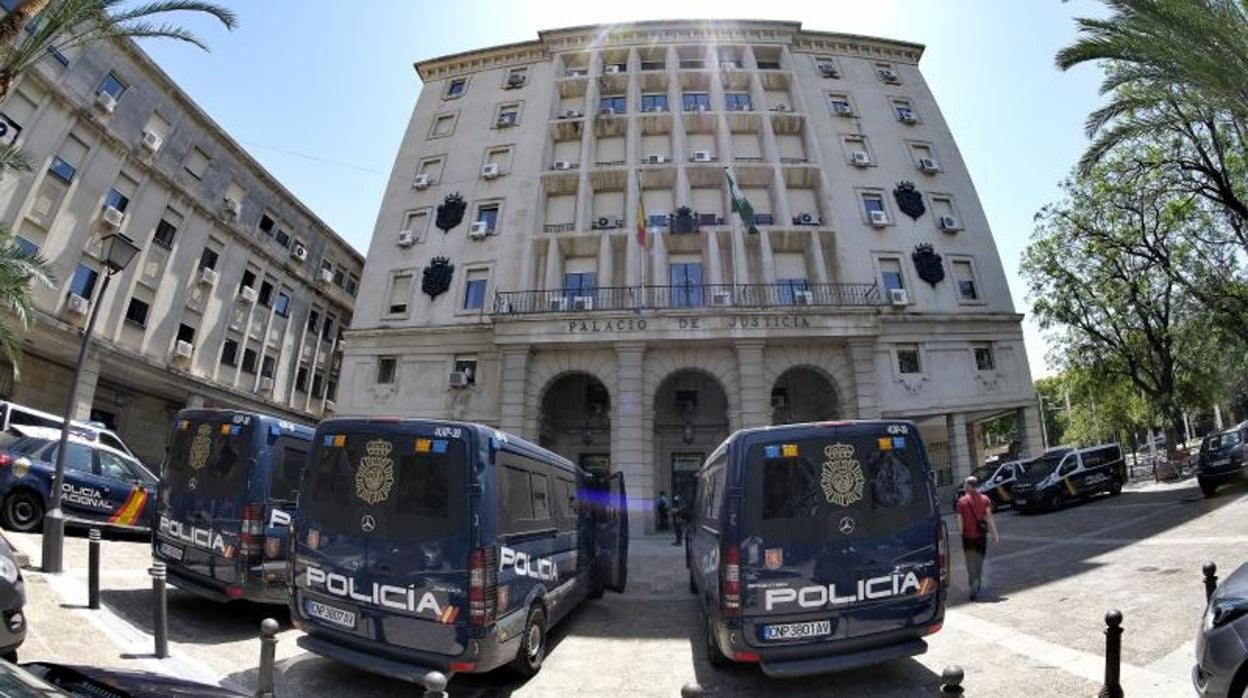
175,408 -> 316,437
9,425 -> 141,464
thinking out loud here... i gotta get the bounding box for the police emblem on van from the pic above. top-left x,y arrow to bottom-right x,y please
821,444 -> 865,507
188,424 -> 212,471
11,457 -> 29,479
355,440 -> 395,505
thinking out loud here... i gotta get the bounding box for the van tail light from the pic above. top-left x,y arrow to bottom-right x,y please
0,453 -> 11,468
468,547 -> 496,627
240,503 -> 264,560
722,544 -> 741,617
937,520 -> 949,588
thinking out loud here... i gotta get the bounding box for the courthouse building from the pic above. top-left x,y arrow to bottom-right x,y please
0,33 -> 361,466
341,19 -> 1041,526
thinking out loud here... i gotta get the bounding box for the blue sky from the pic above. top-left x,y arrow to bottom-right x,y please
140,1 -> 1108,379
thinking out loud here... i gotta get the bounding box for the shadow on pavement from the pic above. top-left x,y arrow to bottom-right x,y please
98,587 -> 290,646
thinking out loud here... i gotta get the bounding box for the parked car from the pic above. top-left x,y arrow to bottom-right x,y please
0,401 -> 137,460
1194,560 -> 1248,697
953,459 -> 1028,509
13,660 -> 247,696
1196,424 -> 1248,498
0,426 -> 158,532
1011,443 -> 1125,513
0,535 -> 24,661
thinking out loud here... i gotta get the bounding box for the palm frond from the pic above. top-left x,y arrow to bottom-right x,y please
0,143 -> 32,175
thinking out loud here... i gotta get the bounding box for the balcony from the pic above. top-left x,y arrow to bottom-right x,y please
543,222 -> 576,233
493,282 -> 883,315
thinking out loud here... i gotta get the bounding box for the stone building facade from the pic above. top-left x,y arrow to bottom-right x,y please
0,34 -> 361,466
340,19 -> 1042,530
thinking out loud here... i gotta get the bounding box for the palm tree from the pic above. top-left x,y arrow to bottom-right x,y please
0,228 -> 56,376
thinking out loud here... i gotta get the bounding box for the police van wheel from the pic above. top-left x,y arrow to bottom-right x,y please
1109,480 -> 1123,496
1,490 -> 43,532
587,580 -> 604,600
1045,493 -> 1063,513
511,605 -> 547,678
705,614 -> 730,667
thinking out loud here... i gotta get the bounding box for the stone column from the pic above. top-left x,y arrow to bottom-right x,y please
736,342 -> 767,428
1018,406 -> 1044,458
498,346 -> 530,437
847,340 -> 879,419
613,343 -> 648,537
70,350 -> 101,421
946,413 -> 970,483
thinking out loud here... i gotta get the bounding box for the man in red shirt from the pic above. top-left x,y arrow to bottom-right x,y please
955,475 -> 999,600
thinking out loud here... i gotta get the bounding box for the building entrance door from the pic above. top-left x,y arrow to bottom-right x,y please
671,452 -> 702,510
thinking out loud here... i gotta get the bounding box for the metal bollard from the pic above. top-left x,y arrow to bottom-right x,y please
87,529 -> 100,610
255,618 -> 279,698
422,671 -> 448,698
940,665 -> 965,695
150,561 -> 168,659
1099,610 -> 1123,698
1204,562 -> 1219,603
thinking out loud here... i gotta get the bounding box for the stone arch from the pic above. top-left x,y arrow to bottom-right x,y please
523,349 -> 618,440
641,347 -> 740,431
771,366 -> 841,424
763,345 -> 858,419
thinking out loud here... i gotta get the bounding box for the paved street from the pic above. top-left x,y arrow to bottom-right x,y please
5,477 -> 1242,697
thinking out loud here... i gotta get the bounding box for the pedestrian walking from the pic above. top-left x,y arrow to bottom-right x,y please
671,494 -> 684,546
656,490 -> 670,531
954,475 -> 998,600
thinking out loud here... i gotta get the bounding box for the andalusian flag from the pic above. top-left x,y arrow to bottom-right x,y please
724,168 -> 758,235
635,172 -> 648,248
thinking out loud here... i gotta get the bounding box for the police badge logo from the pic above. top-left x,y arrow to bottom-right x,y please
765,548 -> 783,570
821,443 -> 865,507
435,192 -> 467,232
188,424 -> 212,471
911,243 -> 945,287
355,439 -> 396,505
11,457 -> 29,479
421,257 -> 455,300
893,181 -> 926,220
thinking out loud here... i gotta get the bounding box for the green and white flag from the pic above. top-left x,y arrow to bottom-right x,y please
724,168 -> 758,235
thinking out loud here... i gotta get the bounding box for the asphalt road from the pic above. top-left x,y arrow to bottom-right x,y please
6,476 -> 1241,697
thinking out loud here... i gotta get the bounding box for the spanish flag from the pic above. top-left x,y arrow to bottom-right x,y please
635,172 -> 648,248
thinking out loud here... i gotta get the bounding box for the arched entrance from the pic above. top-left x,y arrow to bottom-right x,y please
538,372 -> 612,481
653,370 -> 730,515
771,366 -> 840,425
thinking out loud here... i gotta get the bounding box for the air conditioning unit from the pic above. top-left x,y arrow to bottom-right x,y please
548,297 -> 568,311
101,205 -> 124,229
259,376 -> 274,391
877,68 -> 899,83
691,150 -> 713,163
646,105 -> 665,113
95,91 -> 117,114
319,268 -> 334,284
817,63 -> 839,78
593,216 -> 621,230
938,215 -> 963,232
870,210 -> 889,227
897,108 -> 917,124
564,69 -> 586,78
140,130 -> 162,153
397,229 -> 416,247
553,160 -> 574,170
833,102 -> 853,116
67,293 -> 89,316
772,103 -> 790,112
412,174 -> 432,189
292,244 -> 308,261
889,287 -> 910,306
324,399 -> 336,411
604,65 -> 621,74
645,154 -> 667,164
506,73 -> 526,88
562,109 -> 583,118
711,290 -> 732,306
572,295 -> 594,311
851,151 -> 871,167
481,163 -> 500,179
448,371 -> 470,388
599,107 -> 616,116
918,158 -> 940,173
795,211 -> 818,225
469,221 -> 490,239
224,197 -> 242,219
198,266 -> 218,286
793,290 -> 814,305
173,340 -> 194,359
720,61 -> 738,70
239,286 -> 258,304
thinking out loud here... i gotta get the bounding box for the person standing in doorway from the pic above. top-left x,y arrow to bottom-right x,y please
671,494 -> 684,546
656,490 -> 670,531
955,475 -> 999,600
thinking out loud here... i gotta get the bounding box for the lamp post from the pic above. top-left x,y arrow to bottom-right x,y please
42,232 -> 140,573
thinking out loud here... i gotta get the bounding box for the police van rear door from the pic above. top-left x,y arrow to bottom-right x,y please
594,472 -> 628,593
739,423 -> 941,647
292,422 -> 471,656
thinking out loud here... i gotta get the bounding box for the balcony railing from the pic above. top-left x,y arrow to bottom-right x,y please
493,282 -> 883,315
543,222 -> 575,233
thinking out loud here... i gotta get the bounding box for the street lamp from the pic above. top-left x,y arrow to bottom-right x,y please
42,232 -> 140,573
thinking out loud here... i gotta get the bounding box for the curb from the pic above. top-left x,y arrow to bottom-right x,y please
2,533 -> 30,568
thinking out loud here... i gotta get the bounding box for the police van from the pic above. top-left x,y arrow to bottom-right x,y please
153,409 -> 314,603
289,418 -> 628,684
687,420 -> 947,678
1010,443 -> 1125,513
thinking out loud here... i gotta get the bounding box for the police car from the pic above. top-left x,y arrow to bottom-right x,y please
0,426 -> 158,532
1011,443 -> 1124,513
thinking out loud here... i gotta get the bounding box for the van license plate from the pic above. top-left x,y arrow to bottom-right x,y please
157,542 -> 183,562
306,599 -> 355,629
763,620 -> 831,641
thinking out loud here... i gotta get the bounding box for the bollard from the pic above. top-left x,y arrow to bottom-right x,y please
422,671 -> 448,698
1204,562 -> 1219,603
1099,610 -> 1123,698
87,529 -> 100,610
680,682 -> 720,696
940,665 -> 964,695
255,618 -> 279,698
150,561 -> 168,659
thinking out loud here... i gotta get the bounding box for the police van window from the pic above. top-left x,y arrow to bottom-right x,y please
1082,449 -> 1107,468
269,442 -> 307,502
554,477 -> 577,530
1057,455 -> 1078,476
501,465 -> 533,524
530,472 -> 550,519
164,420 -> 251,498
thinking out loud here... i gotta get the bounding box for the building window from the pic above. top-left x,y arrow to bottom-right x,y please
221,339 -> 239,367
640,93 -> 668,112
48,156 -> 76,183
326,380 -> 338,401
274,229 -> 291,248
893,99 -> 916,122
311,372 -> 325,399
724,92 -> 752,111
953,260 -> 979,301
258,214 -> 275,236
346,275 -> 359,297
454,358 -> 477,385
463,273 -> 488,310
599,95 -> 627,114
104,188 -> 129,213
430,113 -> 456,138
562,272 -> 597,303
476,204 -> 500,232
261,355 -> 276,378
274,291 -> 291,317
777,278 -> 809,305
862,193 -> 886,219
877,63 -> 901,84
69,263 -> 98,299
757,59 -> 781,70
13,236 -> 38,256
295,364 -> 308,392
238,269 -> 256,292
879,258 -> 905,293
496,105 -> 519,127
446,78 -> 466,98
376,356 -> 396,384
176,323 -> 195,344
897,345 -> 922,374
98,72 -> 127,100
124,298 -> 148,327
682,92 -> 710,111
974,344 -> 996,372
333,265 -> 346,287
198,247 -> 218,271
679,57 -> 705,69
387,272 -> 413,315
828,94 -> 852,115
669,262 -> 703,307
184,147 -> 210,179
258,280 -> 274,307
153,218 -> 177,249
321,314 -> 335,342
306,309 -> 320,334
242,347 -> 258,374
